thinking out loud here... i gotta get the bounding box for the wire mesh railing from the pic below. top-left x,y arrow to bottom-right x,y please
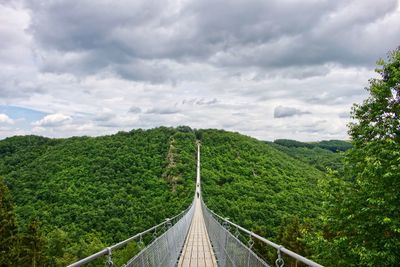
124,201 -> 195,267
201,199 -> 324,267
67,201 -> 195,267
201,200 -> 270,267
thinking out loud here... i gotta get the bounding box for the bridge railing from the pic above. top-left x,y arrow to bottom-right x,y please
124,201 -> 195,267
201,200 -> 323,267
67,200 -> 195,267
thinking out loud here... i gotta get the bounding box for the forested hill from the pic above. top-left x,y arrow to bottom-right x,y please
1,127 -> 332,265
0,127 -> 197,266
198,130 -> 326,261
268,139 -> 351,174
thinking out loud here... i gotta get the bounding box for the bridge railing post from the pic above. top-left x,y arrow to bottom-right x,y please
246,234 -> 254,267
105,247 -> 113,267
275,246 -> 285,267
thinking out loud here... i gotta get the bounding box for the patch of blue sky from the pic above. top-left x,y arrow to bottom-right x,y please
0,105 -> 48,130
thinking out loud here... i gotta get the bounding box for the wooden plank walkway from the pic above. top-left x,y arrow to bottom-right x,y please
178,197 -> 217,267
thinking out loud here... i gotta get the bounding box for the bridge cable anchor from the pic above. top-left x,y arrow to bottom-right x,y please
165,218 -> 172,229
105,247 -> 114,267
152,227 -> 158,241
222,218 -> 230,231
138,234 -> 144,249
247,233 -> 254,249
275,245 -> 284,267
234,226 -> 240,238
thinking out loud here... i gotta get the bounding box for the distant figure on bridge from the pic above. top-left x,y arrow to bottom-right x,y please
197,192 -> 199,198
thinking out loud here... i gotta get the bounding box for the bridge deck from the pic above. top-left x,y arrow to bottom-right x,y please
178,197 -> 217,267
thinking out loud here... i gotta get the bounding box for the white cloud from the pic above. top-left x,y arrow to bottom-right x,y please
0,113 -> 14,124
0,0 -> 398,141
32,113 -> 72,127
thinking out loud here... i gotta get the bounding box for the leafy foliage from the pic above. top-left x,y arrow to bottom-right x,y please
0,178 -> 47,267
273,139 -> 315,149
317,140 -> 352,152
308,48 -> 400,266
270,141 -> 347,174
0,128 -> 196,265
273,139 -> 351,152
197,129 -> 325,262
0,177 -> 19,266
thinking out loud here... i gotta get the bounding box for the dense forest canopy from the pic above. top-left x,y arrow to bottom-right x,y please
0,128 -> 196,265
1,127 -> 334,266
199,130 -> 325,234
273,139 -> 352,152
269,139 -> 350,175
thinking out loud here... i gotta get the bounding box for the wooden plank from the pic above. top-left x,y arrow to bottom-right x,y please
178,198 -> 217,267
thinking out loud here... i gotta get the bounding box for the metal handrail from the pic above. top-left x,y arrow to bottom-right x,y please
203,200 -> 324,267
67,201 -> 194,267
124,200 -> 195,266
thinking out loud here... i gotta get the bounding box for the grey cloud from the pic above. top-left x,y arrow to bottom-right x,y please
196,98 -> 218,105
182,98 -> 218,106
0,68 -> 44,100
27,1 -> 162,52
269,66 -> 331,80
245,65 -> 331,82
302,84 -> 367,105
114,60 -> 173,83
188,0 -> 339,48
305,94 -> 349,105
94,112 -> 116,122
0,2 -> 41,100
21,0 -> 400,82
207,1 -> 399,69
96,121 -> 121,128
232,112 -> 246,117
25,0 -> 202,80
339,112 -> 350,118
129,106 -> 142,114
73,112 -> 138,128
274,106 -> 311,118
146,107 -> 181,114
295,120 -> 344,135
0,85 -> 40,99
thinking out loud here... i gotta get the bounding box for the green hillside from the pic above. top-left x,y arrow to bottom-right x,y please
269,139 -> 350,174
1,127 -> 328,265
0,127 -> 196,265
200,130 -> 324,229
274,139 -> 352,152
198,130 -> 325,261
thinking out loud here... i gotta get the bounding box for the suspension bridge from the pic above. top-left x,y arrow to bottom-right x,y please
68,143 -> 323,267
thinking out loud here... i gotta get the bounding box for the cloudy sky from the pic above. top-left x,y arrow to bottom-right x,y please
1,0 -> 399,141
